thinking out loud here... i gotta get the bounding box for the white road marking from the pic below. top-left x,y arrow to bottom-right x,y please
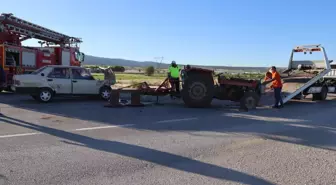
155,117 -> 198,123
73,124 -> 134,131
0,117 -> 199,139
0,132 -> 40,138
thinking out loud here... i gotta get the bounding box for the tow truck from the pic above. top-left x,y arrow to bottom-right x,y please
0,13 -> 85,92
260,44 -> 334,106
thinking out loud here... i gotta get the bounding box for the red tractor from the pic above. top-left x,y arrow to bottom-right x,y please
180,67 -> 262,110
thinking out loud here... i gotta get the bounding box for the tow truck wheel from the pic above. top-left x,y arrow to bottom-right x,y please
37,88 -> 54,103
182,73 -> 214,108
100,86 -> 112,100
320,86 -> 328,100
312,86 -> 328,101
240,91 -> 259,110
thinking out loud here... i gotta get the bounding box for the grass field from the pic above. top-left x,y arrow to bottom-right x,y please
92,72 -> 265,87
92,73 -> 166,86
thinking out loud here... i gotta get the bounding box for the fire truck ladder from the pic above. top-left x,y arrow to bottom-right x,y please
0,13 -> 82,45
281,44 -> 331,104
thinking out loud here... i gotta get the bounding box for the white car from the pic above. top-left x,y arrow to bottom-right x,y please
12,65 -> 114,103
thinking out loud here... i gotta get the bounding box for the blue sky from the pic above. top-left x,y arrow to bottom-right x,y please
3,0 -> 336,67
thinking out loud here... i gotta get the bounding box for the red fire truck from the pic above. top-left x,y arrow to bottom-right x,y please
0,13 -> 85,92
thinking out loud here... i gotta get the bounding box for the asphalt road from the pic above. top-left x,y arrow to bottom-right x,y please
0,94 -> 336,185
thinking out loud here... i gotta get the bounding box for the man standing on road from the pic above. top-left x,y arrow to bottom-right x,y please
168,61 -> 181,95
263,66 -> 284,108
98,66 -> 116,86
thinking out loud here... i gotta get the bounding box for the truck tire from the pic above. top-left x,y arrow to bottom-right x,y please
312,86 -> 328,101
182,73 -> 214,108
37,88 -> 54,103
240,91 -> 259,110
99,86 -> 112,101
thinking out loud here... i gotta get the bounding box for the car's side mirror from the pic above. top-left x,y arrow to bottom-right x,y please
41,73 -> 45,77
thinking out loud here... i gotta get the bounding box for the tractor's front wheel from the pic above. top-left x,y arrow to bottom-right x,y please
240,91 -> 260,110
182,73 -> 214,108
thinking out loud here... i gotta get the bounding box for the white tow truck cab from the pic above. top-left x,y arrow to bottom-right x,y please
12,65 -> 114,102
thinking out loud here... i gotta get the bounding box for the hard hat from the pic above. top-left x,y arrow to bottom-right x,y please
172,60 -> 176,64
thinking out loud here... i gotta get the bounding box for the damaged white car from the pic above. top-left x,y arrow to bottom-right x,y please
12,65 -> 115,103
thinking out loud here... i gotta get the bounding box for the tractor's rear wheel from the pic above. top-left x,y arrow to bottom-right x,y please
182,73 -> 214,108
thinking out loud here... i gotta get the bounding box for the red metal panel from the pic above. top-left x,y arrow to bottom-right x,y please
69,47 -> 80,66
54,47 -> 62,65
0,45 -> 3,68
219,79 -> 258,88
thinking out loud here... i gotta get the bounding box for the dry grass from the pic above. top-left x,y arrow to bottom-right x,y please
92,73 -> 166,86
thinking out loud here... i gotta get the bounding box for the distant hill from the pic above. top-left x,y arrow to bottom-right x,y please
84,55 -> 285,72
84,55 -> 164,68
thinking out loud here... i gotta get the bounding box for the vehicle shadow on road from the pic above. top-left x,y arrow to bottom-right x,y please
133,100 -> 336,152
0,115 -> 275,185
0,94 -> 242,126
1,94 -> 336,152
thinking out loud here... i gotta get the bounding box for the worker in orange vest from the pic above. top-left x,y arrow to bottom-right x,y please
263,66 -> 284,108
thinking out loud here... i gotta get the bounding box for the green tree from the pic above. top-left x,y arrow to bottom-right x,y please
112,66 -> 125,72
145,66 -> 155,76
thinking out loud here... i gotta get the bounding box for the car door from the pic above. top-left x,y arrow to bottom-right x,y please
46,67 -> 72,94
71,68 -> 100,95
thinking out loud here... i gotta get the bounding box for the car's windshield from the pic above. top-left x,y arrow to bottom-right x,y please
31,66 -> 47,74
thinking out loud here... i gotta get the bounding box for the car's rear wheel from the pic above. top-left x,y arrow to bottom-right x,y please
37,88 -> 54,103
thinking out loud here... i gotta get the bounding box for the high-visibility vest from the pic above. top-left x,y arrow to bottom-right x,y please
169,65 -> 180,78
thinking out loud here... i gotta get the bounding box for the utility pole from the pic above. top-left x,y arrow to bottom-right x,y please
154,56 -> 164,73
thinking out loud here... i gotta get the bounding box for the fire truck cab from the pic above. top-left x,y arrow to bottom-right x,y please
0,13 -> 85,92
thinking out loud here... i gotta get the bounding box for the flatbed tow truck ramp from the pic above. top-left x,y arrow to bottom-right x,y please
259,44 -> 333,107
